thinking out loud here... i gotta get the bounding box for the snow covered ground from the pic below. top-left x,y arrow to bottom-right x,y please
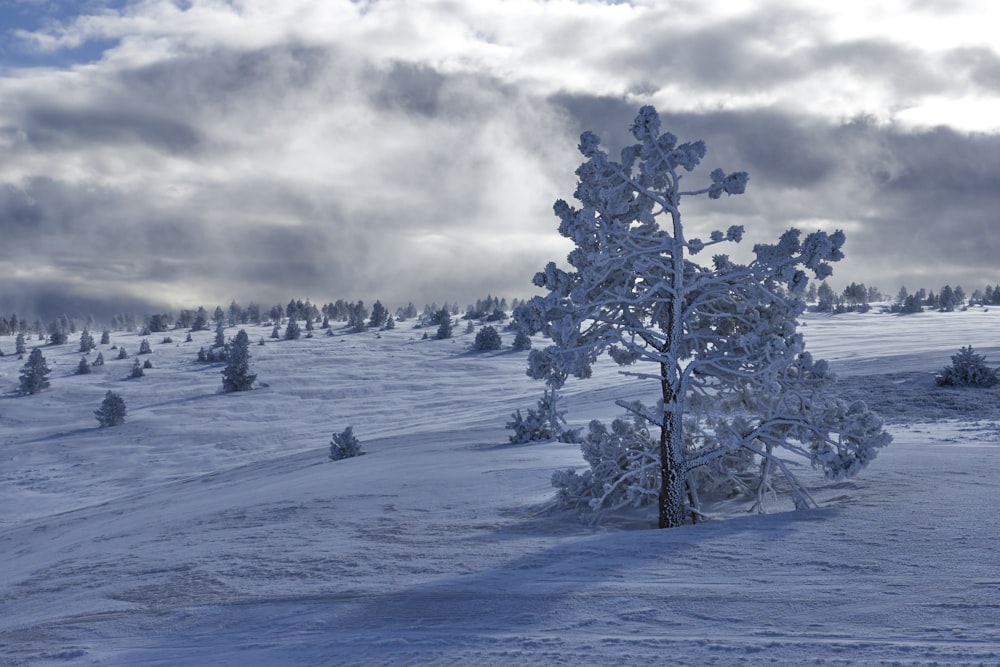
1,309 -> 999,665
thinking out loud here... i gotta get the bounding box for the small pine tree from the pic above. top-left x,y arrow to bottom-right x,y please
936,346 -> 999,387
138,338 -> 152,354
197,346 -> 208,362
15,332 -> 27,356
435,312 -> 453,340
79,330 -> 96,353
130,358 -> 144,378
384,315 -> 395,330
100,329 -> 111,345
214,322 -> 226,348
95,391 -> 127,427
93,351 -> 105,366
18,348 -> 51,395
185,332 -> 193,343
507,388 -> 578,444
117,347 -> 128,360
512,329 -> 532,351
143,359 -> 153,369
369,300 -> 389,329
221,329 -> 256,393
271,323 -> 280,339
77,355 -> 92,375
285,318 -> 301,340
472,325 -> 502,351
329,426 -> 363,460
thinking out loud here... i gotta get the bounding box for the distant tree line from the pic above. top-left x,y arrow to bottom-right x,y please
804,281 -> 1000,315
0,293 -> 529,342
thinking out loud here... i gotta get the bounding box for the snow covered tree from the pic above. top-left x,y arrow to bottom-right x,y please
95,391 -> 127,427
329,426 -> 363,460
815,282 -> 836,312
221,329 -> 256,393
47,320 -> 68,345
130,358 -> 144,378
139,338 -> 153,354
18,348 -> 51,395
191,306 -> 209,331
77,355 -> 92,375
369,300 -> 389,329
517,106 -> 891,528
936,346 -> 999,387
93,351 -> 105,366
79,330 -> 96,353
348,301 -> 369,333
214,321 -> 226,348
117,346 -> 128,360
284,318 -> 301,340
512,328 -> 532,351
472,325 -> 502,351
506,388 -> 579,444
15,332 -> 26,357
435,310 -> 453,340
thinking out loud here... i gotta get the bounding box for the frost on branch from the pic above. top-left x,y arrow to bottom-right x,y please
552,416 -> 658,518
518,105 -> 891,528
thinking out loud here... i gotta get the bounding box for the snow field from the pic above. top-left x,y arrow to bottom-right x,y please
1,310 -> 999,665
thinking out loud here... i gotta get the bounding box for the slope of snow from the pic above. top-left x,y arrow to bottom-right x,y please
2,311 -> 999,665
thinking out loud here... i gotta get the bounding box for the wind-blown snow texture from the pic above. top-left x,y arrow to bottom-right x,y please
2,310 -> 999,665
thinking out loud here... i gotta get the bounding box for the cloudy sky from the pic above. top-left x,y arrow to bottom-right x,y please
2,0 -> 999,320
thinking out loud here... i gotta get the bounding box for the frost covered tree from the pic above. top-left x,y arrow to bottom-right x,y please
284,318 -> 301,340
18,348 -> 51,395
79,330 -> 96,353
517,106 -> 891,528
512,328 -> 532,351
139,338 -> 152,354
472,325 -> 502,351
15,332 -> 26,357
77,355 -> 92,375
506,388 -> 579,444
329,426 -> 363,460
936,346 -> 999,387
435,310 -> 453,340
130,358 -> 144,378
191,306 -> 209,331
369,300 -> 389,329
221,329 -> 256,393
94,391 -> 127,427
47,320 -> 68,345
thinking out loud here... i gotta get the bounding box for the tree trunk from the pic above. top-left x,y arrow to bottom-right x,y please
658,206 -> 689,529
658,368 -> 686,528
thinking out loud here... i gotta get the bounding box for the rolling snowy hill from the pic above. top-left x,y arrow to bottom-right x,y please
2,310 -> 999,665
